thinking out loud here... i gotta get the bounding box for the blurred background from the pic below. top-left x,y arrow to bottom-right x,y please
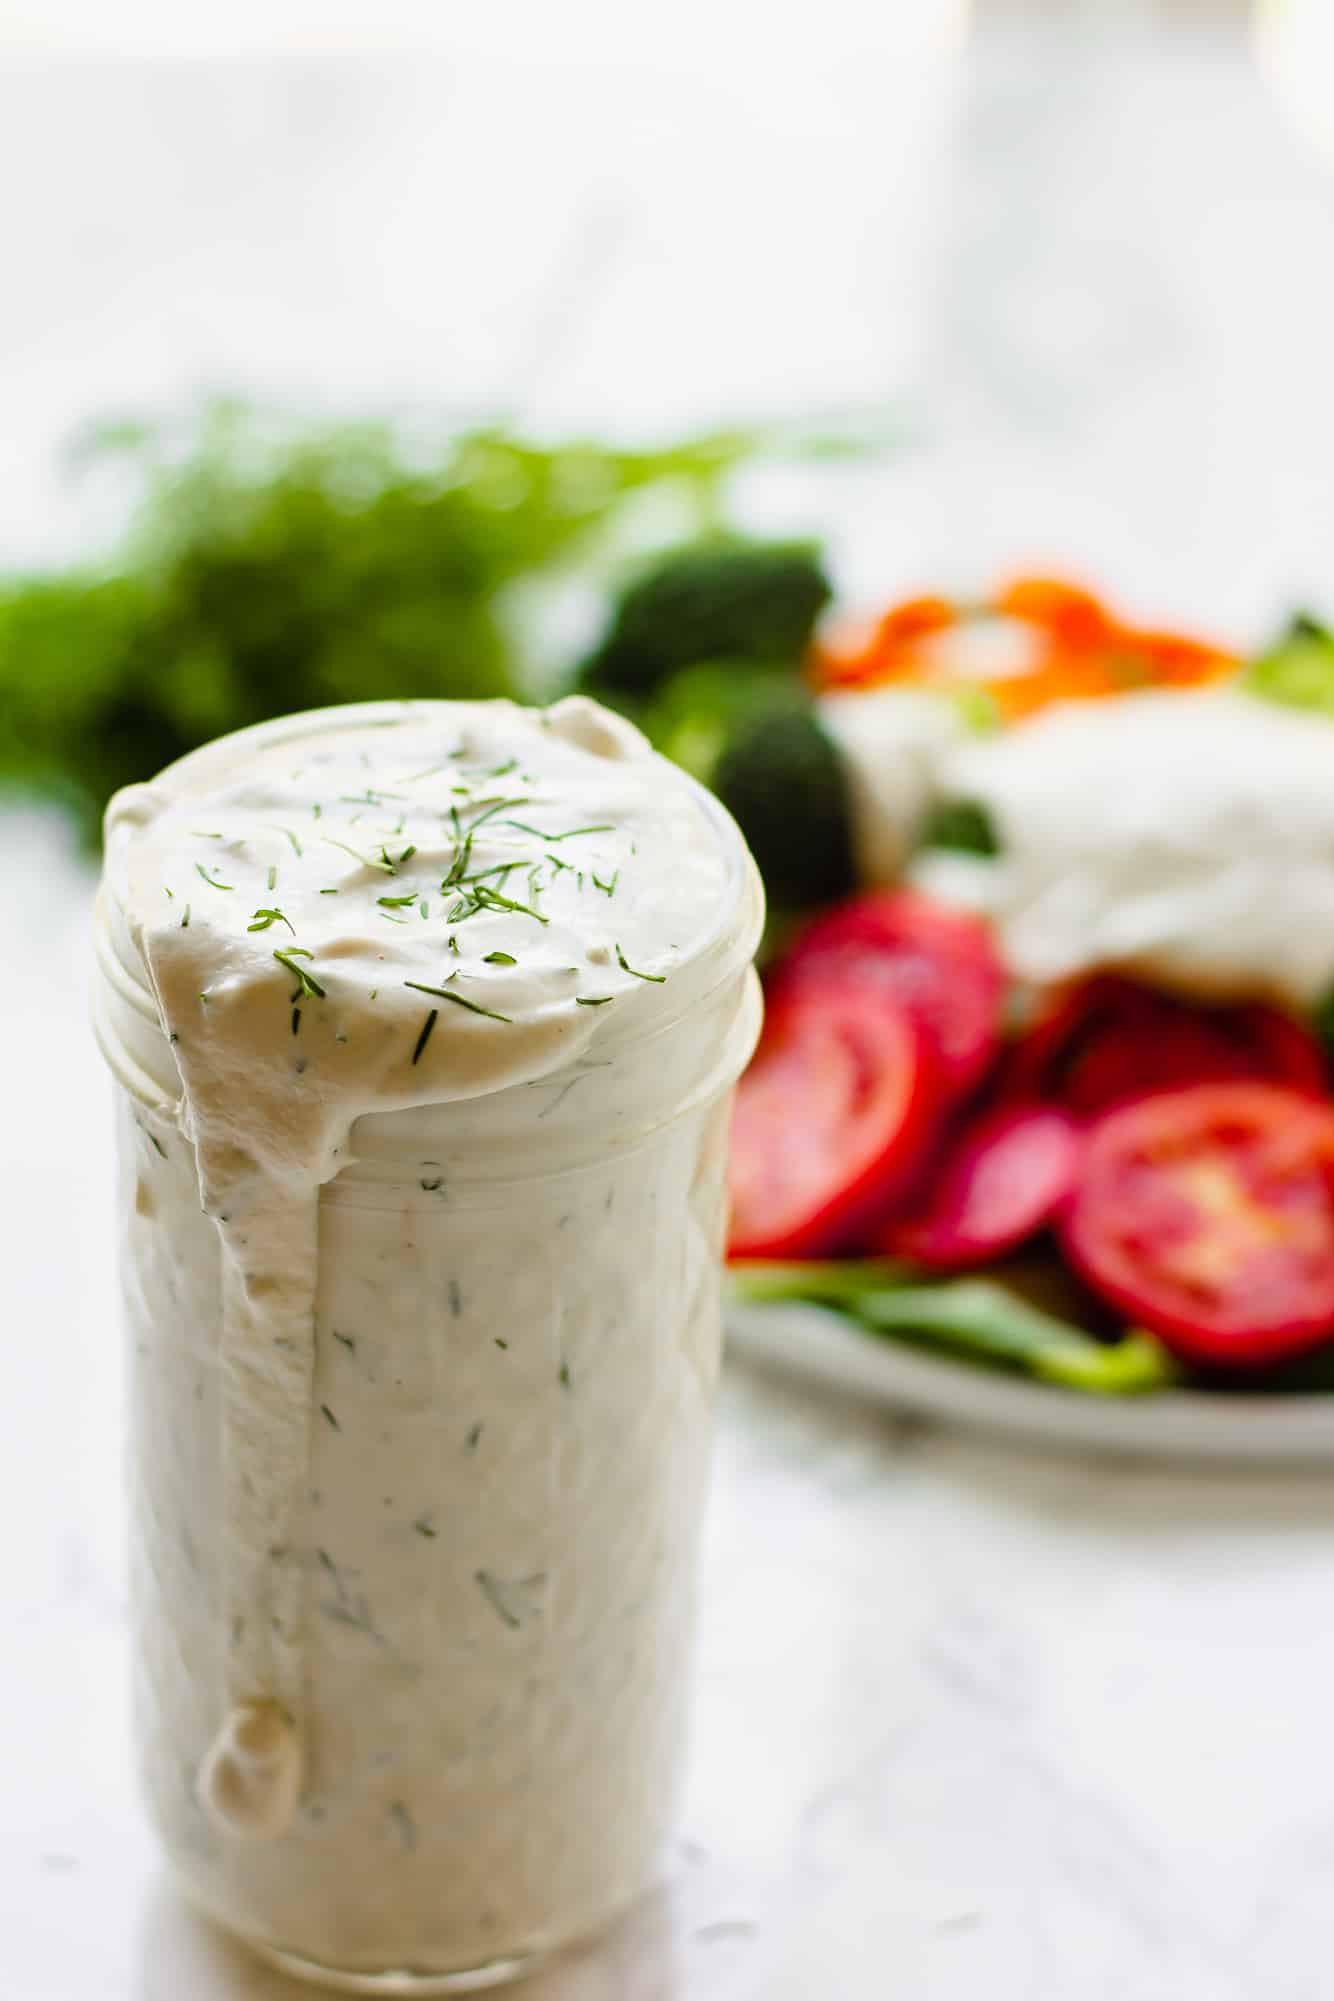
10,2 -> 1334,1996
3,0 -> 1334,613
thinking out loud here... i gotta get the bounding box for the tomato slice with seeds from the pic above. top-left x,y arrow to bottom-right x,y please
775,890 -> 1005,1103
878,1105 -> 1079,1271
1059,1083 -> 1334,1367
728,983 -> 935,1261
1006,975 -> 1326,1119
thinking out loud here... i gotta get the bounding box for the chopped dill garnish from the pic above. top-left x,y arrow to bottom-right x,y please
413,1518 -> 437,1539
468,794 -> 531,830
377,891 -> 418,908
504,820 -> 614,843
398,844 -> 417,866
473,883 -> 548,926
558,1361 -> 571,1388
146,1129 -> 167,1160
248,906 -> 294,934
485,756 -> 519,779
312,802 -> 322,819
465,1421 -> 482,1449
404,980 -> 512,1024
576,995 -> 614,1006
616,943 -> 666,983
267,825 -> 304,857
591,869 -> 619,896
320,1403 -> 340,1431
459,861 -> 519,889
340,788 -> 406,807
494,1338 -> 509,1350
195,863 -> 234,891
324,837 -> 394,874
332,1330 -> 357,1353
291,1006 -> 301,1036
180,904 -> 191,928
484,951 -> 516,965
411,1009 -> 439,1065
267,864 -> 278,891
447,934 -> 459,954
164,885 -> 174,899
190,829 -> 224,839
320,887 -> 339,894
419,900 -> 430,919
274,948 -> 327,999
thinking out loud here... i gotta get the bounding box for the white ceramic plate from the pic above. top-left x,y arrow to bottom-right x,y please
725,1301 -> 1334,1464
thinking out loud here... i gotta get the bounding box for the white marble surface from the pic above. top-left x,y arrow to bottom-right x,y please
8,15 -> 1334,2000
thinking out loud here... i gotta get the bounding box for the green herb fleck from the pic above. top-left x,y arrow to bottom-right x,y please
591,869 -> 619,896
576,995 -> 614,1007
413,1518 -> 437,1540
471,884 -> 548,926
248,906 -> 294,934
180,904 -> 191,928
268,825 -> 304,857
411,1009 -> 439,1065
484,951 -> 516,965
465,1421 -> 482,1449
324,837 -> 394,874
274,948 -> 327,1000
404,980 -> 512,1024
320,1403 -> 340,1431
615,943 -> 666,983
377,891 -> 418,909
332,1330 -> 357,1354
266,864 -> 278,891
558,1361 -> 571,1388
195,862 -> 234,891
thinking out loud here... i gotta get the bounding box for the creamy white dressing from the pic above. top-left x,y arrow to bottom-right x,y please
815,684 -> 967,882
97,696 -> 762,1982
942,688 -> 1334,1007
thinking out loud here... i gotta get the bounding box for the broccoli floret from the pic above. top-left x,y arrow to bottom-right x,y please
920,797 -> 1000,857
640,661 -> 807,781
579,539 -> 831,695
712,705 -> 856,910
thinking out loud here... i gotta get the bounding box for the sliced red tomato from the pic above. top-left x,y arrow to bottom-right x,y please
775,890 -> 1005,1103
878,1105 -> 1080,1271
728,984 -> 935,1261
1006,975 -> 1326,1119
1059,1083 -> 1334,1366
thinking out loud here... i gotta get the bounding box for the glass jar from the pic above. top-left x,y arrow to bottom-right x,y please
95,757 -> 761,1993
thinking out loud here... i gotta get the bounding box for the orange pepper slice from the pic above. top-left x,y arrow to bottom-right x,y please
808,573 -> 1236,719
